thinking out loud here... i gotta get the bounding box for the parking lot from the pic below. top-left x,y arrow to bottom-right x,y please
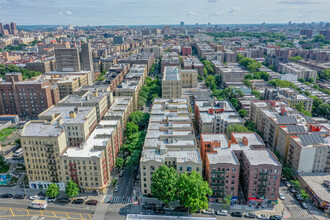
0,207 -> 93,219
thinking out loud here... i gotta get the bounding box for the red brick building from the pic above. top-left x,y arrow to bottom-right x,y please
0,73 -> 60,119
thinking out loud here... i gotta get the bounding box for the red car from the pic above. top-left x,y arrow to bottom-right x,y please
85,200 -> 98,205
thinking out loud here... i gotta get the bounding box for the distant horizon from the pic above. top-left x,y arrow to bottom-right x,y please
0,0 -> 329,26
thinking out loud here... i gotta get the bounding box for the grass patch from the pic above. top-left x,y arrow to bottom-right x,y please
0,128 -> 17,141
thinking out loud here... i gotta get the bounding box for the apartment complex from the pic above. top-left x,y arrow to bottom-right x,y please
287,133 -> 329,173
21,93 -> 132,194
182,56 -> 204,76
140,98 -> 202,195
105,63 -> 130,92
264,88 -> 313,112
202,133 -> 282,206
26,60 -> 56,73
218,63 -> 249,84
0,73 -> 60,119
115,65 -> 147,110
117,52 -> 154,71
180,69 -> 198,88
278,63 -> 317,81
195,100 -> 242,135
162,66 -> 182,99
161,52 -> 180,73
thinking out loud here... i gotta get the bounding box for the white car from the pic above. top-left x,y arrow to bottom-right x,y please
216,210 -> 228,216
163,205 -> 175,211
279,192 -> 285,200
29,195 -> 40,200
257,214 -> 269,219
202,208 -> 215,215
114,186 -> 119,192
46,197 -> 56,202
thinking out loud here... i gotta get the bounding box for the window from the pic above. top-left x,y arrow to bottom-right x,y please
187,167 -> 192,172
180,167 -> 183,171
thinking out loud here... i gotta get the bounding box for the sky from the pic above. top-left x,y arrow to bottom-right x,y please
0,0 -> 329,26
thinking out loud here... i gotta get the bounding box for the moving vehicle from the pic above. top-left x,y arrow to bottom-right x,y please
257,214 -> 269,219
278,192 -> 285,200
162,205 -> 175,211
13,148 -> 23,157
14,194 -> 26,199
231,212 -> 243,217
284,181 -> 291,187
72,199 -> 84,204
244,212 -> 257,218
114,186 -> 119,192
269,215 -> 282,220
1,193 -> 13,198
216,210 -> 228,216
85,200 -> 98,205
202,208 -> 215,214
294,193 -> 302,201
29,200 -> 47,210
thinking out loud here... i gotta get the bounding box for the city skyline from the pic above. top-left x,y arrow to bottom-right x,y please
0,0 -> 329,26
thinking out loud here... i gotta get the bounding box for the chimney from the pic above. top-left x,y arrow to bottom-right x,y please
280,106 -> 287,116
69,111 -> 76,118
242,136 -> 248,146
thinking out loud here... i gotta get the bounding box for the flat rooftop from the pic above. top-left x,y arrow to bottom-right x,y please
163,66 -> 181,81
299,173 -> 330,203
207,150 -> 239,165
243,149 -> 281,166
22,121 -> 64,137
140,148 -> 201,163
41,106 -> 94,124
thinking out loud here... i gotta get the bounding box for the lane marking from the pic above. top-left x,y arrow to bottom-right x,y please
10,208 -> 14,216
53,211 -> 57,216
89,214 -> 92,220
27,209 -> 30,215
80,214 -> 84,219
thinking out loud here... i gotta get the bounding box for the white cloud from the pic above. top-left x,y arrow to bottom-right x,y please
227,7 -> 240,15
66,10 -> 72,15
187,11 -> 199,18
58,12 -> 63,16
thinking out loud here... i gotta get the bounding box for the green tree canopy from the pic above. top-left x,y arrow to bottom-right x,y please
125,122 -> 139,137
226,124 -> 251,138
46,183 -> 60,198
151,165 -> 179,204
289,56 -> 304,63
115,158 -> 125,169
65,180 -> 79,197
316,103 -> 330,119
238,109 -> 247,118
177,171 -> 212,213
320,69 -> 330,80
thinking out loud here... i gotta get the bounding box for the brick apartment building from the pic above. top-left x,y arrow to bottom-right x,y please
0,73 -> 60,119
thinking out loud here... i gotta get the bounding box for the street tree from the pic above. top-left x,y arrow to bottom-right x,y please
151,165 -> 179,204
177,171 -> 212,213
46,183 -> 60,198
65,180 -> 79,197
125,122 -> 139,137
223,195 -> 232,208
115,158 -> 125,169
238,109 -> 247,118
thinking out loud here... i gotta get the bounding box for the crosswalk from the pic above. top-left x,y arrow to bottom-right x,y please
287,207 -> 314,219
108,196 -> 133,204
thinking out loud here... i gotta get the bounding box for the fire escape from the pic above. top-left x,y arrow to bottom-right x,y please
46,144 -> 59,183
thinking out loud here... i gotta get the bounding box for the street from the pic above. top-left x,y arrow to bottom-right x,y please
0,199 -> 94,220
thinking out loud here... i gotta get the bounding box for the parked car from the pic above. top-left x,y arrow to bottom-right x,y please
72,199 -> 84,204
294,193 -> 302,201
269,215 -> 282,220
202,208 -> 215,215
279,192 -> 285,200
29,195 -> 40,200
56,198 -> 70,204
1,193 -> 13,198
114,186 -> 119,192
154,208 -> 165,214
284,181 -> 291,187
162,205 -> 175,211
14,194 -> 26,199
216,210 -> 228,216
231,212 -> 243,217
174,206 -> 188,212
38,191 -> 46,197
281,176 -> 287,181
119,170 -> 124,177
143,203 -> 156,210
289,188 -> 296,193
300,201 -> 307,209
244,212 -> 257,218
257,214 -> 269,219
85,200 -> 98,205
46,197 -> 56,202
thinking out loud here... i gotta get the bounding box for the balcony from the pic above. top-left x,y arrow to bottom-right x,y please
212,171 -> 226,174
257,188 -> 266,193
211,182 -> 225,186
259,172 -> 268,175
212,176 -> 225,180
